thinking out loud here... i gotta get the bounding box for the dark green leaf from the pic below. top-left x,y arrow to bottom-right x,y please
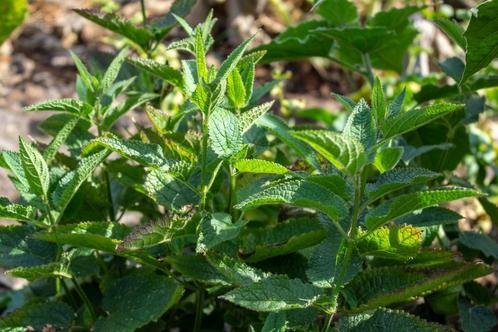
366,167 -> 439,203
382,103 -> 463,140
258,114 -> 321,170
18,137 -> 49,198
145,170 -> 199,211
394,207 -> 462,227
461,0 -> 498,83
435,18 -> 466,50
239,217 -> 326,262
373,147 -> 403,173
459,231 -> 498,259
24,98 -> 92,115
255,21 -> 332,63
221,277 -> 323,312
94,272 -> 184,332
197,213 -> 248,253
127,57 -> 184,88
51,150 -> 109,213
235,178 -> 348,224
365,187 -> 482,230
0,302 -> 74,331
338,308 -> 450,332
343,263 -> 492,313
315,0 -> 358,26
74,9 -> 154,51
458,298 -> 497,332
0,197 -> 35,221
35,222 -> 130,253
83,136 -> 168,167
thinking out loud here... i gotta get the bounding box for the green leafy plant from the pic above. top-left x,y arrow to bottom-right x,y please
0,1 -> 497,331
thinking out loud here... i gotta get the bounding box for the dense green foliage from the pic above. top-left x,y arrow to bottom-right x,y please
0,0 -> 497,331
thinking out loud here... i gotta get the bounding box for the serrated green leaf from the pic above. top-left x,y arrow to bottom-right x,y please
343,99 -> 376,151
255,21 -> 332,63
51,149 -> 109,213
317,26 -> 395,54
101,47 -> 128,92
240,101 -> 274,134
0,225 -> 57,269
167,254 -> 229,285
18,137 -> 49,198
215,36 -> 254,85
43,117 -> 79,162
35,221 -> 130,253
343,263 -> 492,313
234,159 -> 289,175
307,174 -> 353,202
382,103 -> 463,139
0,197 -> 35,221
439,57 -> 465,82
372,77 -> 387,128
258,114 -> 320,170
365,187 -> 481,230
227,68 -> 247,109
117,217 -> 192,252
458,298 -> 497,332
387,88 -> 406,118
459,231 -> 498,259
24,98 -> 92,115
434,18 -> 465,50
197,213 -> 248,253
102,92 -> 157,131
150,0 -> 196,37
235,178 -> 347,223
306,218 -> 362,288
315,0 -> 358,26
209,108 -> 242,158
373,147 -> 404,173
366,167 -> 439,203
262,312 -> 287,332
145,170 -> 199,211
0,302 -> 74,331
94,272 -> 184,332
128,57 -> 184,88
358,225 -> 422,261
7,262 -> 70,281
394,207 -> 463,227
221,277 -> 323,312
83,136 -> 168,167
338,308 -> 451,332
292,130 -> 367,174
74,9 -> 154,51
0,150 -> 30,190
240,217 -> 326,262
461,0 -> 498,83
194,27 -> 208,81
332,93 -> 355,112
206,254 -> 270,286
69,50 -> 96,93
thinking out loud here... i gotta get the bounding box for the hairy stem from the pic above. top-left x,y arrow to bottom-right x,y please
72,276 -> 97,323
140,0 -> 147,27
327,168 -> 367,325
193,288 -> 204,332
104,169 -> 115,221
362,53 -> 375,86
200,113 -> 210,210
227,164 -> 237,220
